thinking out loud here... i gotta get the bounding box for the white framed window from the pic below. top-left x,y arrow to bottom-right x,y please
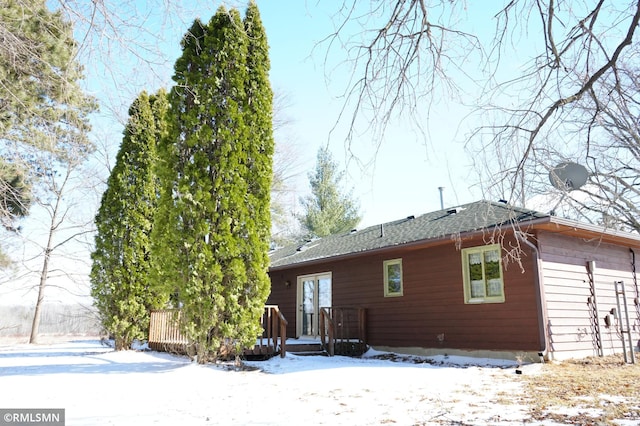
383,258 -> 403,297
461,244 -> 505,304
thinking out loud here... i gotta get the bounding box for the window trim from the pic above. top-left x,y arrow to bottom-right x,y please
383,258 -> 403,297
461,244 -> 505,304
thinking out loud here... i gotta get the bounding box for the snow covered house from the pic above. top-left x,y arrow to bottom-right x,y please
267,200 -> 640,361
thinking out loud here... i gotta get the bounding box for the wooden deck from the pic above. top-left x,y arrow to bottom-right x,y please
148,305 -> 368,359
148,305 -> 288,359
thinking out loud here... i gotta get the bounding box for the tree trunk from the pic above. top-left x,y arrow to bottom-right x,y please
29,248 -> 51,344
29,208 -> 57,344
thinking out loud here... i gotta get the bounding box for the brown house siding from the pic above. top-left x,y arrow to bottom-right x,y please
537,231 -> 640,360
267,265 -> 307,338
268,233 -> 543,354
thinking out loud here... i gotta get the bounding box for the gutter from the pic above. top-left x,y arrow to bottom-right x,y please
515,231 -> 548,360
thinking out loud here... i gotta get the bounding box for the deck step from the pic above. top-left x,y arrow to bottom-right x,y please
292,351 -> 328,357
286,342 -> 326,356
243,344 -> 279,361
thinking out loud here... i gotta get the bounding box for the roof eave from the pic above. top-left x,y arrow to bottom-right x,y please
269,216 -> 554,272
534,216 -> 640,248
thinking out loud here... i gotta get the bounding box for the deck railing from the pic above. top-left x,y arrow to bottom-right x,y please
148,309 -> 188,353
319,307 -> 367,356
255,305 -> 288,358
148,306 -> 288,358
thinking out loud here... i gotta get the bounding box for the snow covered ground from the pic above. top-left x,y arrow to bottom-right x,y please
0,339 -> 544,425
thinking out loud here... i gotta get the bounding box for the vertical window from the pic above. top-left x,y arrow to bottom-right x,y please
383,259 -> 403,297
462,244 -> 505,303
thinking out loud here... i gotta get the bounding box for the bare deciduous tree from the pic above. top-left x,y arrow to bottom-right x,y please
271,90 -> 305,246
577,57 -> 640,231
23,145 -> 98,343
325,1 -> 640,222
513,43 -> 640,232
474,1 -> 640,206
322,1 -> 480,153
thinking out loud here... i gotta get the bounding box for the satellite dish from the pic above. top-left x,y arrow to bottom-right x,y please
549,162 -> 589,191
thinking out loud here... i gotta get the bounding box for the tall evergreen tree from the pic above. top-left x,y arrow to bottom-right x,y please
239,0 -> 274,355
91,90 -> 168,350
299,147 -> 361,238
153,3 -> 273,363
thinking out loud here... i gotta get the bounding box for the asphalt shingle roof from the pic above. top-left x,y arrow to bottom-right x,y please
269,200 -> 549,269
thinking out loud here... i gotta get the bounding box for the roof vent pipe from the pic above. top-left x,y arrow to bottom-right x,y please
380,223 -> 384,238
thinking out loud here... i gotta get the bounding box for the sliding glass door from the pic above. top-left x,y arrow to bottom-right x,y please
297,273 -> 332,337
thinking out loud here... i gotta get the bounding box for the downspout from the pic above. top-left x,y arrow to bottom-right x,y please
516,231 -> 549,360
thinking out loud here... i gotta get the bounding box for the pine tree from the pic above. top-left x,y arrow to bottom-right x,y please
0,0 -> 95,150
299,147 -> 361,238
0,159 -> 29,267
0,0 -> 95,244
91,90 -> 168,350
152,3 -> 273,363
0,159 -> 30,229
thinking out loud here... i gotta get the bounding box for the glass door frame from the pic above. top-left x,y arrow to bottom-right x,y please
296,272 -> 332,338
